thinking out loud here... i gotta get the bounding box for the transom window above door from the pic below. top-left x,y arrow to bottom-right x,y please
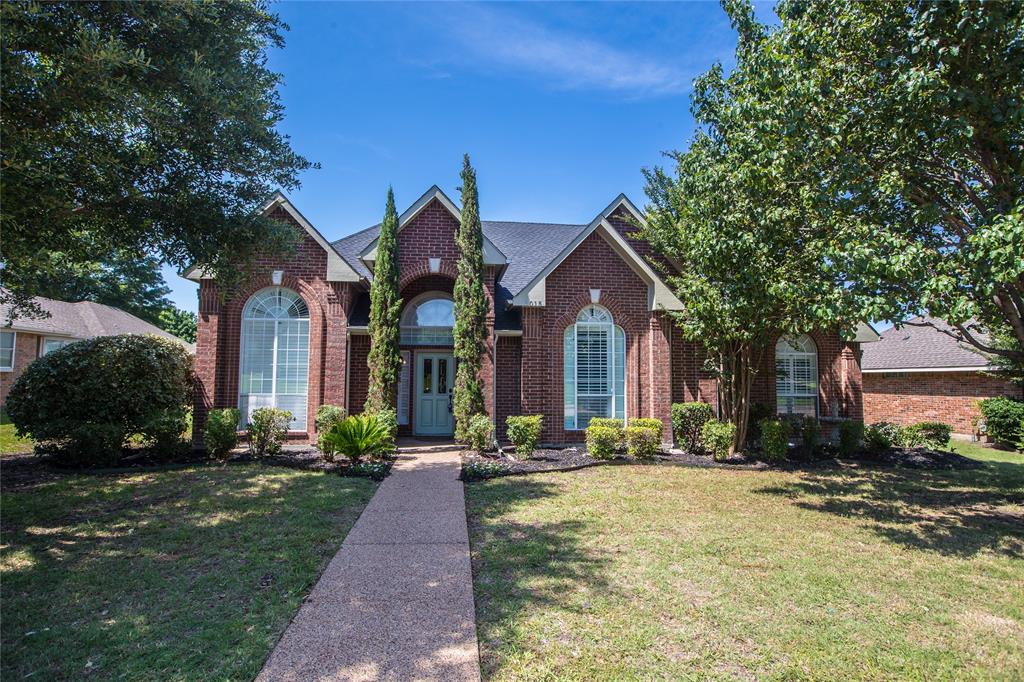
400,293 -> 455,345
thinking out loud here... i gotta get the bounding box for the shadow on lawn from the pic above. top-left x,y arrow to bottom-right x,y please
755,460 -> 1024,558
465,476 -> 617,671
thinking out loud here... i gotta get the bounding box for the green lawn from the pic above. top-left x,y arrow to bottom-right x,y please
1,465 -> 377,680
467,455 -> 1024,680
0,408 -> 33,456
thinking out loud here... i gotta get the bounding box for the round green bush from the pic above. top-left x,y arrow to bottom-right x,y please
700,420 -> 736,462
205,408 -> 240,462
625,426 -> 660,460
978,397 -> 1024,448
838,420 -> 865,458
671,402 -> 713,453
6,334 -> 193,466
506,415 -> 543,457
758,418 -> 791,462
586,425 -> 621,460
466,414 -> 494,455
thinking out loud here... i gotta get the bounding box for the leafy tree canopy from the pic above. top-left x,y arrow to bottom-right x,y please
158,307 -> 197,344
1,0 -> 313,317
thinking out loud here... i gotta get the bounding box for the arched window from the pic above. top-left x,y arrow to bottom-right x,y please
564,304 -> 626,429
400,293 -> 455,345
239,287 -> 310,429
775,334 -> 818,417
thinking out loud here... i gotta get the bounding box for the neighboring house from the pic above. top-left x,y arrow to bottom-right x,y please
188,187 -> 875,446
0,294 -> 194,405
862,316 -> 1022,437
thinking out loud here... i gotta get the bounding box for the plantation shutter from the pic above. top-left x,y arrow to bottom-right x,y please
397,351 -> 411,425
564,327 -> 576,429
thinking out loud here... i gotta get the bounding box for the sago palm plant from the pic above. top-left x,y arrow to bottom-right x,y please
321,414 -> 394,463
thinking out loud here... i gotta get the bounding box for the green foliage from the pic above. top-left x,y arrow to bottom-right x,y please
794,417 -> 821,460
746,402 -> 773,447
978,398 -> 1024,449
466,414 -> 494,455
6,334 -> 193,466
315,404 -> 347,461
462,459 -> 511,482
865,422 -> 903,453
701,421 -> 736,463
452,155 -> 489,441
366,408 -> 398,456
625,426 -> 660,460
158,307 -> 198,344
141,408 -> 190,459
506,415 -> 543,457
246,408 -> 291,458
588,418 -> 625,431
838,420 -> 865,458
365,187 -> 403,413
671,402 -> 714,453
0,0 -> 313,316
205,409 -> 240,462
321,414 -> 393,464
903,421 -> 953,449
628,418 -> 663,433
758,418 -> 791,463
586,425 -> 621,460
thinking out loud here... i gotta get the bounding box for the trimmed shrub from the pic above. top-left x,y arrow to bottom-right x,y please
247,408 -> 291,458
671,402 -> 714,453
586,425 -> 621,460
321,414 -> 393,463
701,420 -> 736,462
316,405 -> 347,461
141,407 -> 190,458
838,420 -> 864,458
978,397 -> 1024,448
865,421 -> 902,453
205,408 -> 240,462
364,407 -> 398,457
759,418 -> 791,463
797,416 -> 821,459
588,417 -> 625,431
625,426 -> 660,460
506,415 -> 543,457
5,334 -> 193,466
903,421 -> 952,449
466,414 -> 493,455
746,402 -> 773,447
629,417 -> 663,433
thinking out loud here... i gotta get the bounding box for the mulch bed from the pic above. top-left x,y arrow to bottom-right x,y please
463,447 -> 600,477
866,447 -> 985,470
657,449 -> 769,470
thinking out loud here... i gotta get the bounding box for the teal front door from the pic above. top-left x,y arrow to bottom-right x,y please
414,352 -> 455,436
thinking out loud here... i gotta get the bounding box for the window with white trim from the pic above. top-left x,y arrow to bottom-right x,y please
400,293 -> 455,346
239,287 -> 310,430
564,305 -> 626,429
775,334 -> 818,417
0,331 -> 14,370
42,337 -> 74,356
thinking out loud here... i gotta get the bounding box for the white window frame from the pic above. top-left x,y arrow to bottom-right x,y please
564,304 -> 626,430
0,331 -> 15,371
42,336 -> 75,356
400,292 -> 455,346
238,287 -> 310,430
775,334 -> 818,417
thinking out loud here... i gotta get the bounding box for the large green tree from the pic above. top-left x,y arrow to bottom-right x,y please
1,0 -> 313,317
365,187 -> 402,414
452,155 -> 489,441
644,1 -> 859,452
158,307 -> 198,344
753,0 -> 1024,365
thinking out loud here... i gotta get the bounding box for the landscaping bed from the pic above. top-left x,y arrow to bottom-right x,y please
462,447 -> 600,480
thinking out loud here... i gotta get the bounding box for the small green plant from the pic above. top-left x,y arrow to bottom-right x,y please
838,420 -> 864,458
701,420 -> 736,462
506,415 -> 543,457
671,402 -> 714,453
903,421 -> 952,449
365,407 -> 398,456
629,417 -> 663,433
321,414 -> 393,463
746,402 -> 772,447
205,408 -> 240,462
462,459 -> 511,481
625,425 -> 660,460
797,416 -> 821,459
759,418 -> 791,463
466,414 -> 493,455
978,397 -> 1024,449
316,405 -> 346,431
865,421 -> 902,452
343,460 -> 391,480
586,425 -> 621,460
247,407 -> 292,458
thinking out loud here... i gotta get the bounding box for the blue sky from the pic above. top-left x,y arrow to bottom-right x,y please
165,1 -> 776,312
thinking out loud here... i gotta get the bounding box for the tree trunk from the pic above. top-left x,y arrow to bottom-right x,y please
717,342 -> 761,455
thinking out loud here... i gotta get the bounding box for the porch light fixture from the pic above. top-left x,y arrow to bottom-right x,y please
590,288 -> 601,303
271,270 -> 284,285
428,258 -> 441,273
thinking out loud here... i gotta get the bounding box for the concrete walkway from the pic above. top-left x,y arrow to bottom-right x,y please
257,441 -> 480,682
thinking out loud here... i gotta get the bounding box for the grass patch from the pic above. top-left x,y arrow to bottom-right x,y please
948,439 -> 1024,465
467,458 -> 1024,680
0,407 -> 33,456
1,465 -> 377,680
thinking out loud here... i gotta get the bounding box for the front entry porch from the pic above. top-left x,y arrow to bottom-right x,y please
413,351 -> 455,436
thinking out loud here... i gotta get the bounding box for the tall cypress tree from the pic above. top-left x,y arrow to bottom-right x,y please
365,187 -> 402,413
452,154 -> 488,440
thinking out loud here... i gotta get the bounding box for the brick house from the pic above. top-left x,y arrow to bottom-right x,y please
862,317 -> 1022,437
0,293 -> 193,406
189,187 -> 874,447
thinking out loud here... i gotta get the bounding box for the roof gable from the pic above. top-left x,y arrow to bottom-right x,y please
861,316 -> 992,371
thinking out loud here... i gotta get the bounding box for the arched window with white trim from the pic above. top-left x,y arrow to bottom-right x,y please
775,334 -> 818,417
564,304 -> 626,429
400,293 -> 455,346
239,287 -> 310,429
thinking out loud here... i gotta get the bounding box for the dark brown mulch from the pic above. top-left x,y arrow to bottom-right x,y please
864,447 -> 984,470
656,449 -> 769,470
463,447 -> 600,476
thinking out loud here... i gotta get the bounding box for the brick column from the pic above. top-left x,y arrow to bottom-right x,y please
322,282 -> 350,410
650,313 -> 674,444
520,307 -> 551,438
192,281 -> 223,450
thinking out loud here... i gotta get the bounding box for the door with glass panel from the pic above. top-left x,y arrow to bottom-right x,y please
414,352 -> 454,435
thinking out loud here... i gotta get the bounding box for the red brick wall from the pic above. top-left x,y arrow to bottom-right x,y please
863,370 -> 1021,434
348,334 -> 370,415
0,332 -> 40,405
192,205 -> 356,447
495,335 -> 522,442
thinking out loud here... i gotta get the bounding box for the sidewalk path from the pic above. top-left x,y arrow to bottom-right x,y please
257,441 -> 480,682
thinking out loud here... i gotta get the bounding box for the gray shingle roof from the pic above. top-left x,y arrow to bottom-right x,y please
861,316 -> 990,370
1,295 -> 193,352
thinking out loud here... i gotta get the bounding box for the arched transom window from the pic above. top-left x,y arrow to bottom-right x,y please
239,287 -> 310,429
564,304 -> 626,429
400,293 -> 455,346
775,334 -> 818,417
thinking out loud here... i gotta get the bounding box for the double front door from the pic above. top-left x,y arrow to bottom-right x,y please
415,352 -> 454,436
